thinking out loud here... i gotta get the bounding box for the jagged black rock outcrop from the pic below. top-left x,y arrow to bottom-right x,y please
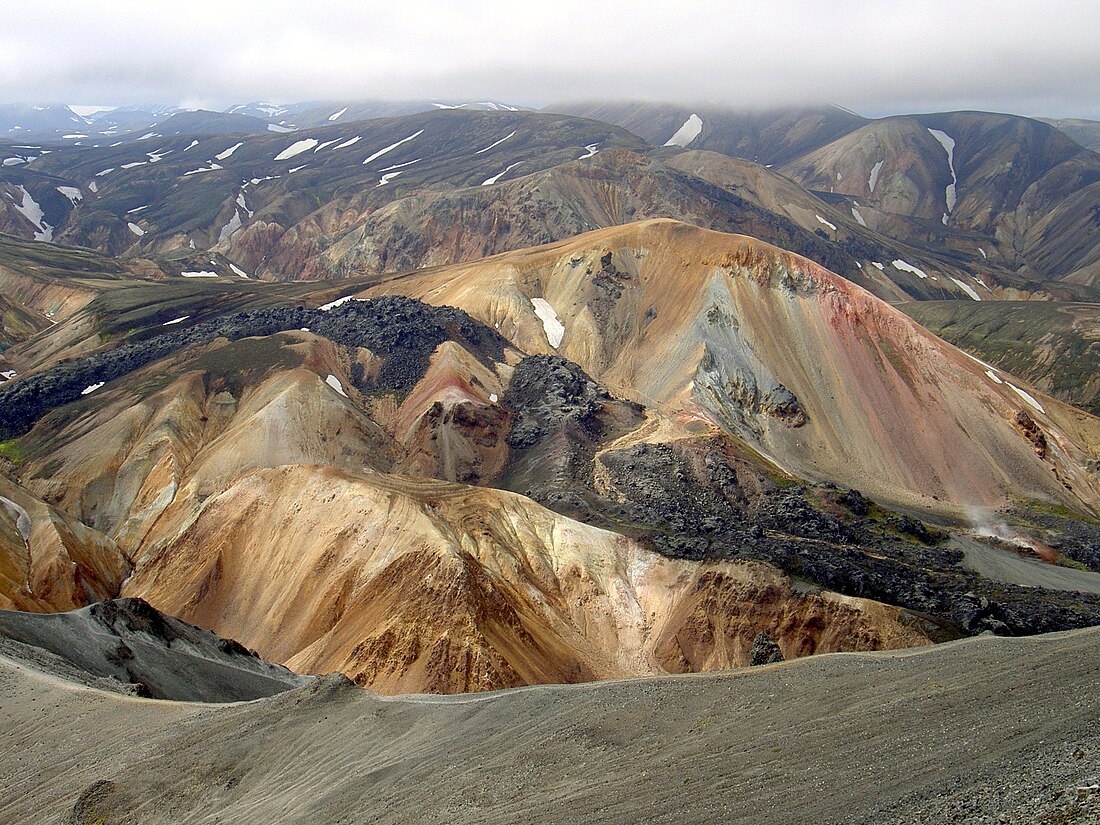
0,296 -> 509,439
518,432 -> 1100,639
503,355 -> 637,449
749,632 -> 785,666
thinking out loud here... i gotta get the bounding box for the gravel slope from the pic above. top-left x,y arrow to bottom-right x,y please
1,628 -> 1097,824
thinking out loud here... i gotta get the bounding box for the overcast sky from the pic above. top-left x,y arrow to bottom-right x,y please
6,1 -> 1099,118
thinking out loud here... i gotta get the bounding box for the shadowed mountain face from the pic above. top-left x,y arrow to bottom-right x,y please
545,102 -> 1100,297
0,218 -> 1097,694
0,110 -> 646,264
0,597 -> 309,700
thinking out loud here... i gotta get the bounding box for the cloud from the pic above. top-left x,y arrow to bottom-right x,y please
8,0 -> 1100,117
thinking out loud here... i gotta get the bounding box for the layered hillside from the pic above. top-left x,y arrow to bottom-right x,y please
0,108 -> 1041,303
903,300 -> 1100,416
128,464 -> 927,693
0,222 -> 1097,694
7,110 -> 645,264
780,112 -> 1100,288
0,473 -> 130,612
358,220 -> 1100,515
547,102 -> 1100,296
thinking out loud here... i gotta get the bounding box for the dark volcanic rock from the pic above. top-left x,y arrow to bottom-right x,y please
749,632 -> 785,666
503,355 -> 638,449
0,598 -> 308,701
0,296 -> 509,439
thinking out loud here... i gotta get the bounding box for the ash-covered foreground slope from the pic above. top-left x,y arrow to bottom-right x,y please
0,597 -> 309,701
1,628 -> 1096,824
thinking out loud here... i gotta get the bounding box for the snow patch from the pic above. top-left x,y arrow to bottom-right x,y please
14,186 -> 52,241
267,124 -> 296,133
184,162 -> 222,175
380,158 -> 421,172
978,248 -> 987,259
531,297 -> 565,348
235,192 -> 253,218
578,143 -> 599,160
1007,383 -> 1045,414
962,350 -> 998,372
162,315 -> 189,326
871,261 -> 885,270
362,130 -> 423,165
229,263 -> 250,279
319,295 -> 363,311
334,136 -> 361,150
950,276 -> 982,301
184,139 -> 199,151
851,205 -> 866,226
127,222 -> 145,236
377,171 -> 403,187
892,259 -> 929,279
868,160 -> 884,193
815,214 -> 837,231
181,270 -> 218,278
274,138 -> 318,161
81,382 -> 104,395
95,167 -> 114,176
474,130 -> 516,154
489,393 -> 498,403
927,128 -> 957,224
325,374 -> 347,397
664,114 -> 703,147
328,107 -> 348,121
985,369 -> 1003,384
0,496 -> 32,545
56,185 -> 82,205
215,141 -> 244,160
218,209 -> 242,242
481,162 -> 523,186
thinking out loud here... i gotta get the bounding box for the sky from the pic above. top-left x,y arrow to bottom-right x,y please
5,0 -> 1100,118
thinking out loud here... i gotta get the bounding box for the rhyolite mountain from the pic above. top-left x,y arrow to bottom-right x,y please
1,216 -> 1099,694
0,97 -> 1098,695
